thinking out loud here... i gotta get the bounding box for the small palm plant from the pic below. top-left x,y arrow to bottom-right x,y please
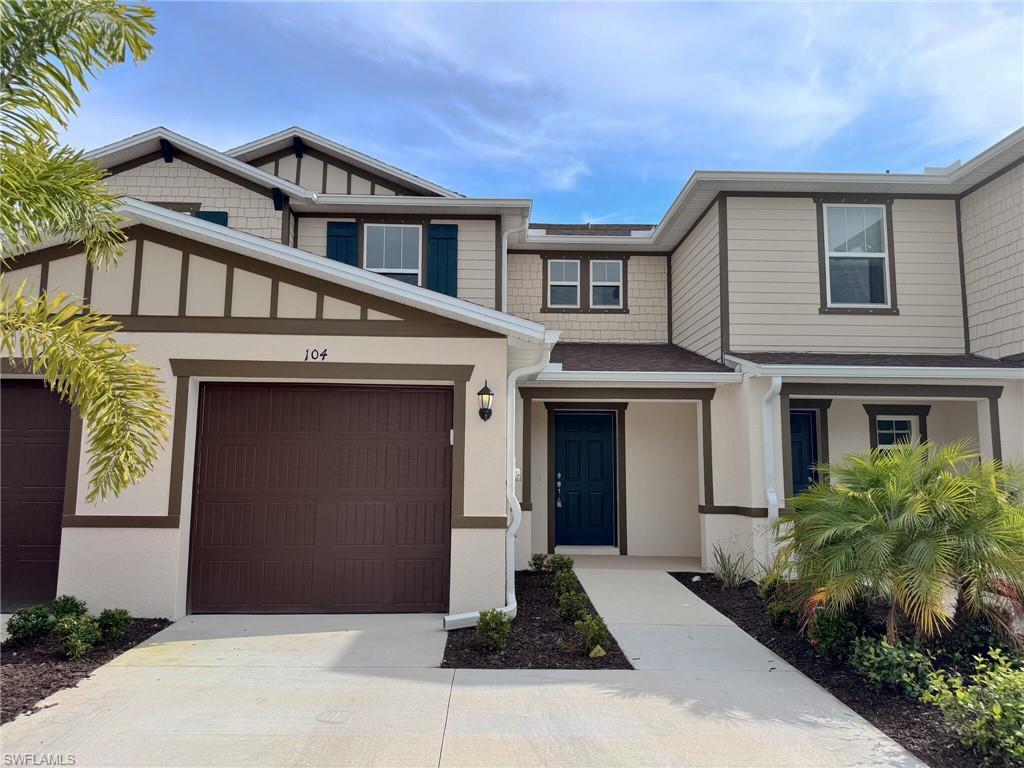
776,441 -> 1024,643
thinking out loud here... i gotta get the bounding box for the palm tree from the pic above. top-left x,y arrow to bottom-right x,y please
777,441 -> 1024,643
1,0 -> 168,501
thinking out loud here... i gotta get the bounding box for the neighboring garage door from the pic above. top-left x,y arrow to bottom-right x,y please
188,383 -> 453,613
1,380 -> 71,611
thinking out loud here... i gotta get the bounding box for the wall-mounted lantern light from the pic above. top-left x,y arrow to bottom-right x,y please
477,381 -> 494,421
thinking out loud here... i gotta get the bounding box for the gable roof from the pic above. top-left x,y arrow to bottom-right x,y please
114,198 -> 546,343
85,127 -> 312,200
226,126 -> 462,199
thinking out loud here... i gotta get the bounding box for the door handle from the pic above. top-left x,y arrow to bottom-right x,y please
555,472 -> 562,508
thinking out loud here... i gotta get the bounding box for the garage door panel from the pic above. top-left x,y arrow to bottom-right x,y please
265,503 -> 317,546
1,381 -> 69,611
196,502 -> 254,548
267,444 -> 319,489
189,384 -> 452,614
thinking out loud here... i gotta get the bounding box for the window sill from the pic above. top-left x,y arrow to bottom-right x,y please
819,306 -> 899,316
539,306 -> 630,314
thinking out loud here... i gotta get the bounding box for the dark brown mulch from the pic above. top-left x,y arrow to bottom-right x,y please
442,570 -> 632,669
671,572 -> 1008,768
1,618 -> 170,724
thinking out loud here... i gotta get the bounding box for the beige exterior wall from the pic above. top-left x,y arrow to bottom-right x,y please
507,253 -> 668,342
294,218 -> 497,309
961,163 -> 1024,360
261,153 -> 399,196
671,201 -> 721,359
520,398 -> 699,558
727,197 -> 966,354
105,157 -> 281,241
54,331 -> 510,618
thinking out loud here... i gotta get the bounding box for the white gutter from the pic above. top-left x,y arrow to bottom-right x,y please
500,222 -> 531,312
724,355 -> 1024,381
443,330 -> 560,630
762,376 -> 783,556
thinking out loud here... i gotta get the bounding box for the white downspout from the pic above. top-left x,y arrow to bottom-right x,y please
499,222 -> 530,312
762,375 -> 783,556
443,331 -> 559,630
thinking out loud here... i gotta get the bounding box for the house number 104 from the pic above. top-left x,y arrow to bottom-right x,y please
304,348 -> 328,361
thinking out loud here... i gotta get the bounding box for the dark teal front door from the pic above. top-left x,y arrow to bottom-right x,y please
790,410 -> 819,493
554,411 -> 617,546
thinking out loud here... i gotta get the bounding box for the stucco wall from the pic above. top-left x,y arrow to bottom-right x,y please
506,253 -> 668,342
106,158 -> 281,241
727,197 -> 966,353
54,331 -> 510,619
671,202 -> 721,359
523,398 -> 699,557
960,163 -> 1024,360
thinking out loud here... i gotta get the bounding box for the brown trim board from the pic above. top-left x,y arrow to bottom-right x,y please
955,198 -> 971,353
698,505 -> 769,518
718,194 -> 730,357
63,411 -> 83,518
523,387 -> 715,401
63,515 -> 180,528
701,398 -> 714,507
169,359 -> 474,382
544,402 -> 628,555
863,403 -> 931,449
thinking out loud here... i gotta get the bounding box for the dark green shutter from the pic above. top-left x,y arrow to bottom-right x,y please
326,222 -> 358,266
194,210 -> 229,226
426,224 -> 458,297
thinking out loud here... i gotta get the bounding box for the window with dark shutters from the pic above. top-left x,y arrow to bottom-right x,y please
193,210 -> 229,226
326,221 -> 358,266
426,223 -> 458,297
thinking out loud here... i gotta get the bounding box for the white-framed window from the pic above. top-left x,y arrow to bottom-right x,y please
547,259 -> 580,308
823,204 -> 890,307
590,260 -> 623,308
364,223 -> 421,285
875,417 -> 914,447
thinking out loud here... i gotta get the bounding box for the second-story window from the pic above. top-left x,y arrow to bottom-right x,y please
823,204 -> 890,307
590,260 -> 623,308
547,259 -> 580,308
364,224 -> 421,285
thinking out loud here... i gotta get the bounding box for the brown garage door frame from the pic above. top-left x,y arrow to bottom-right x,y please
185,381 -> 458,614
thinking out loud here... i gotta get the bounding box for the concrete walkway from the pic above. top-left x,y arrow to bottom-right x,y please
0,568 -> 924,768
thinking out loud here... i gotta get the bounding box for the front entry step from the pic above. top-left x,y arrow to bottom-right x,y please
555,546 -> 620,556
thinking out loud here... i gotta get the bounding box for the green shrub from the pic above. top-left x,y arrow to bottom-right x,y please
557,590 -> 590,622
766,590 -> 803,630
754,560 -> 784,602
574,614 -> 609,654
546,554 -> 574,573
54,614 -> 102,659
711,544 -> 750,589
848,636 -> 935,699
97,608 -> 133,641
551,569 -> 579,598
529,553 -> 549,571
5,605 -> 56,645
807,610 -> 859,660
51,594 -> 88,619
776,441 -> 1024,643
924,648 -> 1024,762
476,609 -> 512,652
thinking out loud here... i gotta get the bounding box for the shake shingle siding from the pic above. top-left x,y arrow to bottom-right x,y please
670,201 -> 720,360
106,158 -> 281,241
506,253 -> 667,342
961,163 -> 1024,360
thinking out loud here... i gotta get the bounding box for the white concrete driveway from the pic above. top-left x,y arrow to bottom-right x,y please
1,569 -> 924,768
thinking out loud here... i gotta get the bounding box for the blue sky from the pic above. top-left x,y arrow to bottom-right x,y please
65,1 -> 1023,224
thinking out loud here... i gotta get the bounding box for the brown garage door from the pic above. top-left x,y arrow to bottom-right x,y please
188,383 -> 452,613
1,380 -> 70,611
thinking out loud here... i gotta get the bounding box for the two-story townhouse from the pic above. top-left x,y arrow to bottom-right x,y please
3,125 -> 1021,629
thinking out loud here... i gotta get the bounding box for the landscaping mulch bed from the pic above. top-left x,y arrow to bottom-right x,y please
672,572 -> 1009,768
1,618 -> 170,724
442,570 -> 632,670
